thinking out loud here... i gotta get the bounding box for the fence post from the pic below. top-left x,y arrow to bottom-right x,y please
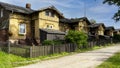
8,41 -> 10,53
52,45 -> 54,54
30,47 -> 32,58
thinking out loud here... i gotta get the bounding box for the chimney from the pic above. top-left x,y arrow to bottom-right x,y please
26,3 -> 31,9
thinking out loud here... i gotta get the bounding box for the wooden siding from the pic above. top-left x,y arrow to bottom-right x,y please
0,6 -> 9,42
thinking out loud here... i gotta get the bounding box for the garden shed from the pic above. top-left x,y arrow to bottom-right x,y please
40,29 -> 66,43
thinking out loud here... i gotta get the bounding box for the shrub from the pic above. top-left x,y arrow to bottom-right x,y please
65,30 -> 88,49
113,34 -> 120,43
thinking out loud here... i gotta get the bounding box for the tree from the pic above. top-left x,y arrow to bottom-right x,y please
103,0 -> 120,22
65,30 -> 88,49
90,19 -> 96,24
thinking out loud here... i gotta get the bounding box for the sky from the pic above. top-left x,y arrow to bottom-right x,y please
0,0 -> 120,29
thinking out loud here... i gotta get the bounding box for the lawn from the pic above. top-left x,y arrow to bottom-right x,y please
97,52 -> 120,68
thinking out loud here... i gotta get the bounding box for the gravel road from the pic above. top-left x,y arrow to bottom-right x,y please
17,44 -> 120,68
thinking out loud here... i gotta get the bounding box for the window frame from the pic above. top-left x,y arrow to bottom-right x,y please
19,23 -> 26,35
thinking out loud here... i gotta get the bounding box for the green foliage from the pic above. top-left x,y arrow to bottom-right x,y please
97,52 -> 120,68
65,30 -> 88,48
113,34 -> 120,42
103,0 -> 120,22
90,19 -> 96,24
42,40 -> 62,45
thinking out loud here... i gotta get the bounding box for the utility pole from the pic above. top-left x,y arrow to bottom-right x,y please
84,0 -> 86,17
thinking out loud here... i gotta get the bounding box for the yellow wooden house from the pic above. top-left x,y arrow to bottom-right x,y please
59,17 -> 91,33
0,2 -> 65,44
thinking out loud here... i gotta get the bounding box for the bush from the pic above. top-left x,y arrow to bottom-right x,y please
65,30 -> 88,49
113,34 -> 120,43
42,40 -> 63,45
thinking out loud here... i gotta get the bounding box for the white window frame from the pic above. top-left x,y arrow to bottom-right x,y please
19,23 -> 26,35
1,9 -> 3,17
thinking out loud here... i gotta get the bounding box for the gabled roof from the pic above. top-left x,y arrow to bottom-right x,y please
40,29 -> 66,34
89,23 -> 105,28
114,29 -> 120,32
36,6 -> 64,18
105,26 -> 114,31
0,2 -> 35,14
60,17 -> 91,24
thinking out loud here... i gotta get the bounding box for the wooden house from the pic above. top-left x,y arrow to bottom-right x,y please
114,29 -> 120,35
104,26 -> 114,37
59,17 -> 91,33
88,23 -> 105,36
0,2 -> 65,44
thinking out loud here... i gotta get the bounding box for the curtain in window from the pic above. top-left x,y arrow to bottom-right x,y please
19,24 -> 26,34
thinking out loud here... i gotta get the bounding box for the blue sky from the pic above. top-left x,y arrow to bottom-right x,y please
0,0 -> 120,29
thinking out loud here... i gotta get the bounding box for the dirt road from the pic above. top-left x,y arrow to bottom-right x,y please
17,44 -> 120,68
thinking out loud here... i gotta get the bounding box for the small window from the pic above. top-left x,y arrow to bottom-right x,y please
19,23 -> 26,34
51,12 -> 55,17
45,10 -> 54,17
45,11 -> 49,16
1,9 -> 3,17
46,25 -> 53,29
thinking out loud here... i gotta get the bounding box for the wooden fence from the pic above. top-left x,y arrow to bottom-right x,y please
30,44 -> 76,58
0,38 -> 112,58
0,43 -> 77,58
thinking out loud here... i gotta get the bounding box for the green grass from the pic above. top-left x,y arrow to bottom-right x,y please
97,52 -> 120,68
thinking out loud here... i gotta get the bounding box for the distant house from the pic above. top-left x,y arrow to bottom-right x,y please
59,17 -> 91,33
114,29 -> 120,35
88,23 -> 105,36
104,26 -> 114,37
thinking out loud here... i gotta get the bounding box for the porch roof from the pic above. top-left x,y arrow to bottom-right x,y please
40,29 -> 66,34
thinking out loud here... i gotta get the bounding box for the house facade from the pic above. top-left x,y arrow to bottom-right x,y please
104,26 -> 114,37
0,2 -> 65,44
114,29 -> 120,35
88,23 -> 105,36
59,17 -> 91,33
0,2 -> 116,45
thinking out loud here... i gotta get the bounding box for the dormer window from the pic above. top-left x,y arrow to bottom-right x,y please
45,11 -> 49,16
0,9 -> 3,17
45,10 -> 55,17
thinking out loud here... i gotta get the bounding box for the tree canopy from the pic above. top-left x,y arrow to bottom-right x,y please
103,0 -> 120,22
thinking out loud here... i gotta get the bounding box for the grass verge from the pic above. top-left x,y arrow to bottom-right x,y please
97,52 -> 120,68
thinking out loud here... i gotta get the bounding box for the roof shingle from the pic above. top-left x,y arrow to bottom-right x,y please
0,2 -> 35,14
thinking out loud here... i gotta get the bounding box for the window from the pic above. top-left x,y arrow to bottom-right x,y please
19,23 -> 26,34
0,9 -> 3,17
45,10 -> 55,17
46,25 -> 53,29
45,11 -> 49,16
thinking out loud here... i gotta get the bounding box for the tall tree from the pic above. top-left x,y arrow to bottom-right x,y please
90,19 -> 96,24
103,0 -> 120,22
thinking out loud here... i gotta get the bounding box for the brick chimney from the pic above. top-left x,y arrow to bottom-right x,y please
26,3 -> 31,9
